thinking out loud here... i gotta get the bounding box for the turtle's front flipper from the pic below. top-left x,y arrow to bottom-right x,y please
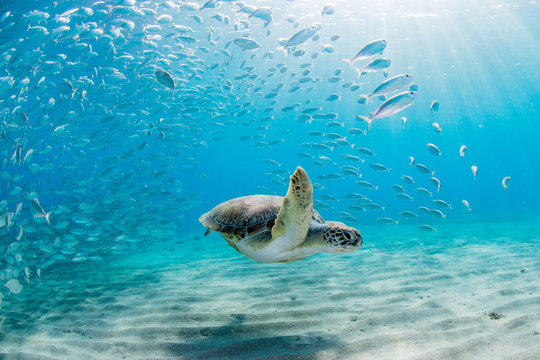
271,166 -> 313,250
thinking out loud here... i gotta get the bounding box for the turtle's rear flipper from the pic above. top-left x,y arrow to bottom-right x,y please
271,166 -> 313,250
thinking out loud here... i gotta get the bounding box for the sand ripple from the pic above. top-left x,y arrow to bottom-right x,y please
1,222 -> 539,359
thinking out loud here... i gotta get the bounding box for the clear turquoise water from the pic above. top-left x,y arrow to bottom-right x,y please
1,0 -> 540,358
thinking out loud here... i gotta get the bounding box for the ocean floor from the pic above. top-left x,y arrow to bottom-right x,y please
1,218 -> 539,360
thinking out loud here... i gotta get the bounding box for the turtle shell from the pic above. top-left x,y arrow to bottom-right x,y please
199,195 -> 324,238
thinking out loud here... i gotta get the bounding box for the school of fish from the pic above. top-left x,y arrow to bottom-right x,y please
0,0 -> 512,300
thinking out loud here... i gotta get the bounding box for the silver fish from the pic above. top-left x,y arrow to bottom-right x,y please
155,70 -> 175,89
400,211 -> 418,218
355,58 -> 391,77
369,163 -> 391,172
415,163 -> 434,175
343,39 -> 387,69
426,143 -> 441,156
233,37 -> 262,51
359,74 -> 413,104
419,224 -> 436,232
378,217 -> 398,224
356,180 -> 378,190
281,24 -> 318,51
401,175 -> 415,184
396,193 -> 413,201
357,91 -> 417,131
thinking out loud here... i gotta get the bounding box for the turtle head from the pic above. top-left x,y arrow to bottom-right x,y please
321,221 -> 362,253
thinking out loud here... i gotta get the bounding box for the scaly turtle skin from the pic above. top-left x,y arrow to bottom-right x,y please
199,167 -> 362,263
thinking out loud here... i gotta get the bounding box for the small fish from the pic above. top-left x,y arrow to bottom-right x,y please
401,117 -> 407,128
326,121 -> 344,127
418,207 -> 431,215
357,91 -> 417,132
430,177 -> 441,192
396,193 -> 413,201
415,187 -> 432,197
301,142 -> 333,151
408,156 -> 415,167
400,211 -> 418,218
356,147 -> 376,156
470,165 -> 478,179
280,24 -> 318,53
378,217 -> 398,224
343,39 -> 387,69
460,145 -> 467,161
416,163 -> 434,175
401,175 -> 415,184
419,224 -> 436,232
233,37 -> 262,51
430,209 -> 446,219
263,159 -> 281,167
326,94 -> 341,101
345,193 -> 367,200
430,100 -> 440,114
433,199 -> 452,209
358,74 -> 413,104
391,185 -> 406,193
370,163 -> 391,172
155,70 -> 175,89
356,180 -> 378,190
366,202 -> 384,210
342,168 -> 362,177
321,5 -> 335,18
426,143 -> 441,156
340,154 -> 364,162
297,152 -> 314,158
432,122 -> 442,134
502,176 -> 511,189
354,58 -> 391,77
325,133 -> 344,140
347,128 -> 366,135
462,200 -> 472,211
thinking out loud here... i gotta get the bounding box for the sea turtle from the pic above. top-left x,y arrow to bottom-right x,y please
199,166 -> 362,263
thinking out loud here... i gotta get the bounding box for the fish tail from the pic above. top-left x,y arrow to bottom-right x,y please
342,58 -> 355,71
356,115 -> 372,132
277,46 -> 288,56
357,94 -> 369,105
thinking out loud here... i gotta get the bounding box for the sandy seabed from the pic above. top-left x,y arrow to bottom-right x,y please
1,220 -> 539,360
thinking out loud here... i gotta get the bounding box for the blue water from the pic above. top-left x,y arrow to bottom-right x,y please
1,0 -> 540,358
